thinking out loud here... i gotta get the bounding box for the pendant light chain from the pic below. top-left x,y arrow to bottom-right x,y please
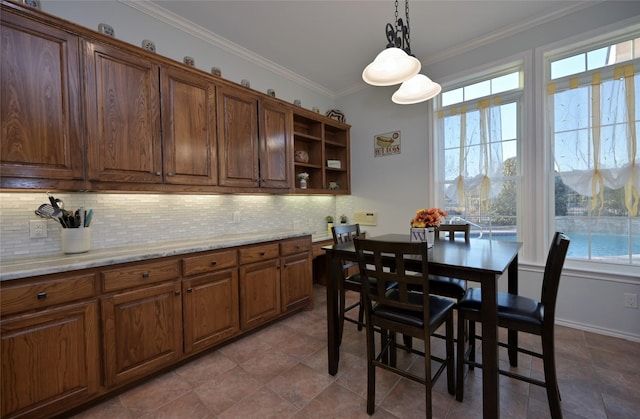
405,0 -> 411,52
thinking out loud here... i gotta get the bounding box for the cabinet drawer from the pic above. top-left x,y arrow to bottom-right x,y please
182,249 -> 238,277
239,243 -> 280,264
102,259 -> 180,292
281,236 -> 311,256
1,273 -> 97,316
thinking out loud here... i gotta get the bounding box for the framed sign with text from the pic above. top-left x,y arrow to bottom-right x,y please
374,131 -> 401,157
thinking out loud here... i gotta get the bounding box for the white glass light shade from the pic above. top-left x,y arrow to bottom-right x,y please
392,74 -> 442,104
362,47 -> 421,86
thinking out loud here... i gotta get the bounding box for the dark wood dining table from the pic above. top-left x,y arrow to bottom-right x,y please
323,233 -> 522,418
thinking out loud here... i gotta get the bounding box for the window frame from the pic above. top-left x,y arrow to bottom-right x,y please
537,19 -> 640,276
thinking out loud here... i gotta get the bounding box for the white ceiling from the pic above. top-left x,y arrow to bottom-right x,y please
149,0 -> 589,94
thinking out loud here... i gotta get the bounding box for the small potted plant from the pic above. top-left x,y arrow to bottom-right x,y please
340,214 -> 348,224
326,215 -> 334,234
410,208 -> 447,246
297,172 -> 309,189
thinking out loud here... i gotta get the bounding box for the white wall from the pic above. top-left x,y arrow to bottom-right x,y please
337,1 -> 640,341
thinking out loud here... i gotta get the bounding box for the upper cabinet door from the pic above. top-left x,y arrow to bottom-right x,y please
217,86 -> 259,188
259,99 -> 292,189
161,66 -> 218,186
0,11 -> 83,184
84,40 -> 162,183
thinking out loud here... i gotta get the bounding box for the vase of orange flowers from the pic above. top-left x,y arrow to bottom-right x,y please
410,208 -> 447,247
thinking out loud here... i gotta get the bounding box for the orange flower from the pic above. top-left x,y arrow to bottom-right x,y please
410,208 -> 447,228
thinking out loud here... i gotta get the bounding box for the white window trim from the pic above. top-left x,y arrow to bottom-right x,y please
535,15 -> 640,279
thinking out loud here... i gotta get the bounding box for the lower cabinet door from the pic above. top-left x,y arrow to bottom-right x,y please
183,269 -> 239,354
239,259 -> 281,330
101,281 -> 182,387
281,253 -> 313,312
1,301 -> 100,418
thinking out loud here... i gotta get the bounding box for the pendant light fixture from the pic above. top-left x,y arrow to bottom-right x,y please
362,0 -> 441,104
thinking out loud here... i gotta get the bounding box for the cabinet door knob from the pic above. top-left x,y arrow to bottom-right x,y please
167,172 -> 174,177
175,290 -> 181,296
187,288 -> 193,293
37,292 -> 47,299
155,171 -> 161,176
142,272 -> 149,278
259,252 -> 265,256
211,260 -> 217,265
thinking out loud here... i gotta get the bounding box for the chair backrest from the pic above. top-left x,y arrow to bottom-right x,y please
331,223 -> 361,244
354,238 -> 429,317
437,224 -> 470,242
540,232 -> 570,323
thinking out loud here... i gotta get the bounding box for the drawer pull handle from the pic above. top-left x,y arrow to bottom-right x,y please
175,290 -> 181,296
260,252 -> 265,256
142,272 -> 150,279
37,292 -> 47,300
211,261 -> 217,266
296,245 -> 301,249
187,288 -> 193,293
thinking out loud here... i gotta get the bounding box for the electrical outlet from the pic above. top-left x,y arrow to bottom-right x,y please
30,220 -> 47,238
624,293 -> 638,309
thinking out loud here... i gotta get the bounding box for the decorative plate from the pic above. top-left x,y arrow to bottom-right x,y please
22,0 -> 40,9
326,109 -> 345,123
98,23 -> 115,37
141,39 -> 156,53
294,150 -> 309,163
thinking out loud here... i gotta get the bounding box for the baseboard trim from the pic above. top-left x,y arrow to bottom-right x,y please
556,318 -> 640,343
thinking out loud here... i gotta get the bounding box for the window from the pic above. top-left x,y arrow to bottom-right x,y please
435,68 -> 523,242
546,34 -> 639,266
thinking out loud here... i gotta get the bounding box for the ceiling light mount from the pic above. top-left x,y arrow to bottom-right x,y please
385,0 -> 412,56
362,0 -> 441,104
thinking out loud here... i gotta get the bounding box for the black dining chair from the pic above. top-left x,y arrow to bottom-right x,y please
354,238 -> 455,418
455,231 -> 570,419
430,223 -> 471,301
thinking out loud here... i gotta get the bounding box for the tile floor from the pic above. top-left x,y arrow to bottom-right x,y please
73,285 -> 640,418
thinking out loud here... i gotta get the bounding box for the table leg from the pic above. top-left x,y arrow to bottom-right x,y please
507,254 -> 519,367
326,250 -> 340,375
481,273 -> 500,418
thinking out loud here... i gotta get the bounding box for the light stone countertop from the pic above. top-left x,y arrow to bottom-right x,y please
1,230 -> 326,282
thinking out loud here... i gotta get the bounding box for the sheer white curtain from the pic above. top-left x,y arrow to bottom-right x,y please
550,63 -> 639,216
441,97 -> 505,209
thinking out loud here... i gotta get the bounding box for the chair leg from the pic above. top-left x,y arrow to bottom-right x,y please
456,312 -> 466,402
468,320 -> 476,370
366,322 -> 376,415
542,332 -> 563,419
446,312 -> 455,396
338,281 -> 346,343
357,293 -> 364,331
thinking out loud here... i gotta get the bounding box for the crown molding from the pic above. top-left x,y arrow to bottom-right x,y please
421,1 -> 598,67
118,0 -> 335,99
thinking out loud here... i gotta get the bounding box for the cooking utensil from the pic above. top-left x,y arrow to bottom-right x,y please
84,209 -> 93,227
35,203 -> 67,227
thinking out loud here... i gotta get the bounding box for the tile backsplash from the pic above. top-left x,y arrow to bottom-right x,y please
0,192 -> 352,260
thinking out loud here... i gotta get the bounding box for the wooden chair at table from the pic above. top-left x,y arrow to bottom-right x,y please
455,231 -> 570,419
354,238 -> 455,417
430,223 -> 471,301
331,224 -> 379,340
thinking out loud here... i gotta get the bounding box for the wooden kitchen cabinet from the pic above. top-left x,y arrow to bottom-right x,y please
101,281 -> 182,387
83,39 -> 162,184
280,236 -> 313,312
0,269 -> 100,419
182,249 -> 239,354
217,86 -> 292,190
0,7 -> 85,189
161,65 -> 218,186
238,243 -> 281,330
